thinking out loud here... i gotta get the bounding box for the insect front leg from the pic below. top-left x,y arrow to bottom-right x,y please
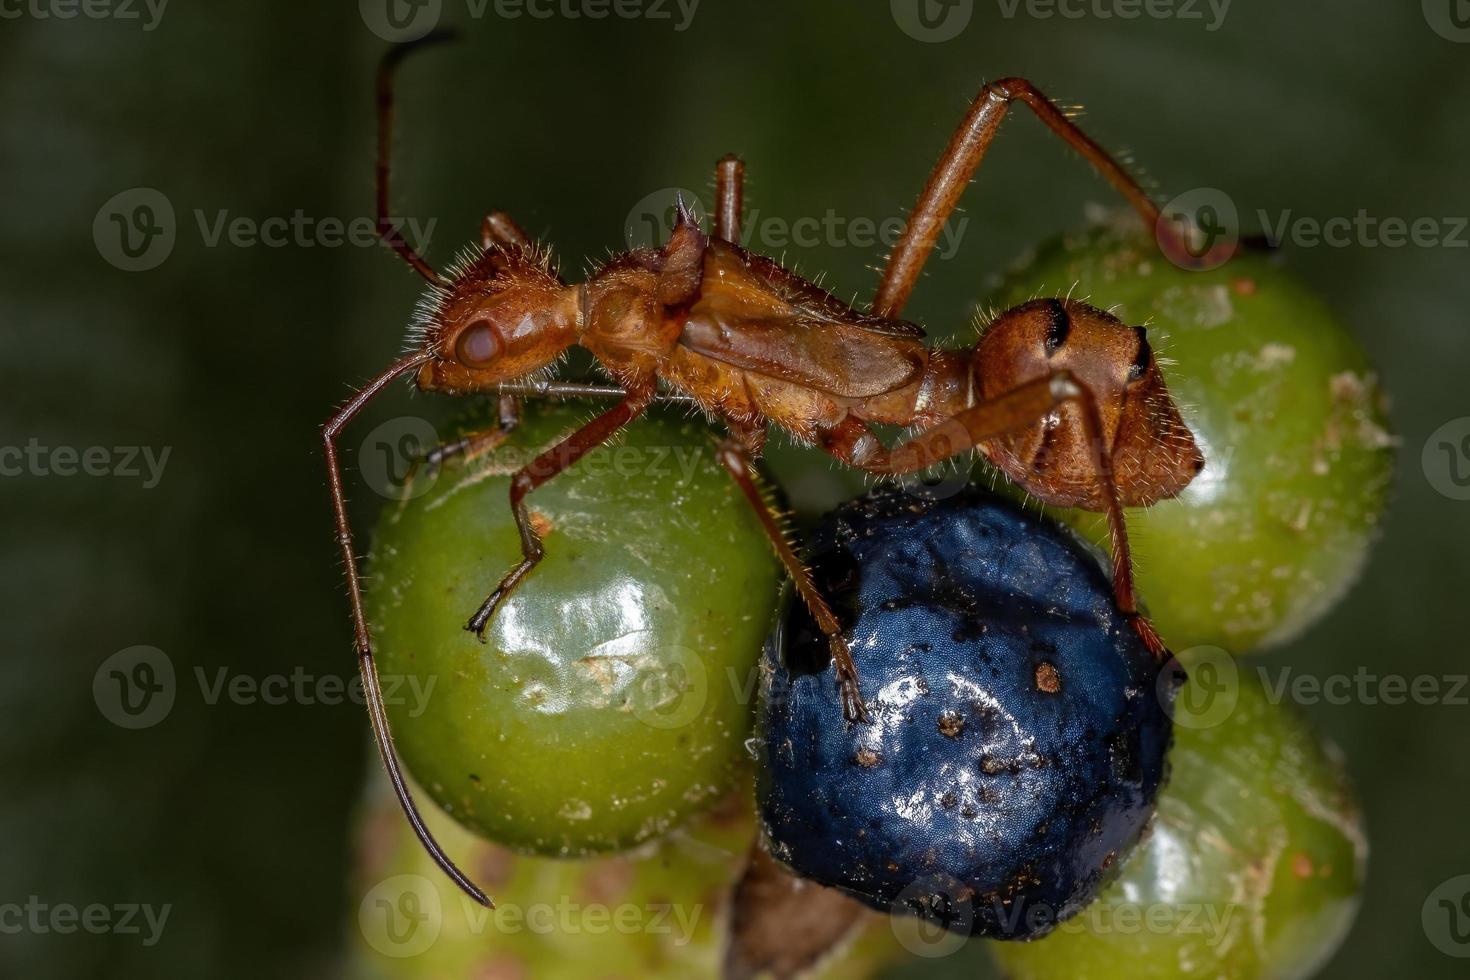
820,373 -> 1170,660
714,434 -> 869,724
464,387 -> 655,639
374,32 -> 457,287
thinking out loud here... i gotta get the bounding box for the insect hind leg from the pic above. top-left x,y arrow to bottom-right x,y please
818,374 -> 1171,662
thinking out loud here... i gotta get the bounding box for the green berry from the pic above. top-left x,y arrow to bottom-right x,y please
991,222 -> 1395,654
365,403 -> 781,855
988,653 -> 1366,979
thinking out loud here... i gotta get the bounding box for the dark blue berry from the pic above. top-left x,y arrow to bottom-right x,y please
756,486 -> 1181,940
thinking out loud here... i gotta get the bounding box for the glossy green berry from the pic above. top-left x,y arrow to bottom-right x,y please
988,654 -> 1366,980
365,403 -> 781,855
349,780 -> 910,979
991,222 -> 1395,654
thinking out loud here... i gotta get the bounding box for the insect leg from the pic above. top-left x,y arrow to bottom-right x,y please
715,154 -> 745,243
492,379 -> 700,405
715,438 -> 869,724
482,211 -> 531,251
375,32 -> 457,287
322,351 -> 493,908
822,373 -> 1169,660
874,77 -> 1173,319
393,422 -> 515,520
464,387 -> 656,638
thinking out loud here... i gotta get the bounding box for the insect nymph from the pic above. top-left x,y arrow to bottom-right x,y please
323,34 -> 1204,907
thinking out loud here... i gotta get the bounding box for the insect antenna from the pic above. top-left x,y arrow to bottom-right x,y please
322,351 -> 494,908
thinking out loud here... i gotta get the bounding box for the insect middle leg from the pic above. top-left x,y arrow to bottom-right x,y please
821,373 -> 1170,659
464,387 -> 655,639
715,434 -> 869,724
482,211 -> 531,251
873,77 -> 1173,319
393,394 -> 522,518
714,154 -> 745,242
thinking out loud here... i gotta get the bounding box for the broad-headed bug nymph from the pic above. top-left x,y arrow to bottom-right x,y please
322,32 -> 1205,907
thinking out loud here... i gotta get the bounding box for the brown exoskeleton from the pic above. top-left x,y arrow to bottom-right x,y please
323,34 -> 1205,907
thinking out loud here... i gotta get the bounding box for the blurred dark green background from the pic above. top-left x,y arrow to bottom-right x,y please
3,1 -> 1468,977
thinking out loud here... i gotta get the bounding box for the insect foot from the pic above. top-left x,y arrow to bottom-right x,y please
755,485 -> 1180,940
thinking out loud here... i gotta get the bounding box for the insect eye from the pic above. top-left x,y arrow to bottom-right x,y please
456,321 -> 503,367
1127,326 -> 1152,383
1043,299 -> 1070,356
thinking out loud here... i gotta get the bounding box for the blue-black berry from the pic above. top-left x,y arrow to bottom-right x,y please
757,486 -> 1181,939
